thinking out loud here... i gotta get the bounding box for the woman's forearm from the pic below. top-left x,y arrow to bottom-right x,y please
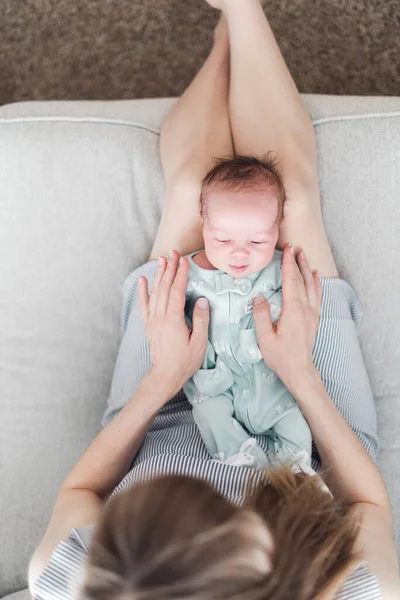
30,370 -> 177,584
286,367 -> 390,509
61,369 -> 175,499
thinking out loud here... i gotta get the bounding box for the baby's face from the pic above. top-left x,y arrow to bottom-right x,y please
202,185 -> 280,278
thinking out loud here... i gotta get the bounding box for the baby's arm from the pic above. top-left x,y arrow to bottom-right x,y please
253,288 -> 282,324
183,339 -> 234,401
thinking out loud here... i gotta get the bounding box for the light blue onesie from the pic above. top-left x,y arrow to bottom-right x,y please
183,249 -> 313,469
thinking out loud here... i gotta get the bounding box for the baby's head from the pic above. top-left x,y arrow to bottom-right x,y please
200,154 -> 285,278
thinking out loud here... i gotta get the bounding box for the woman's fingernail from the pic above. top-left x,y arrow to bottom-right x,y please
158,257 -> 163,266
169,250 -> 174,258
179,256 -> 183,265
253,295 -> 263,305
198,298 -> 208,309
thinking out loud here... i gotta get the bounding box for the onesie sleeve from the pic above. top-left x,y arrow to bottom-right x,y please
265,289 -> 283,323
183,339 -> 235,400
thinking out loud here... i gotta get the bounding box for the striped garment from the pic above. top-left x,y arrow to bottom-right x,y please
32,258 -> 382,600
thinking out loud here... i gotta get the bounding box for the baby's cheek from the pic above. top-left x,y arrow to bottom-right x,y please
256,246 -> 275,269
207,244 -> 223,266
201,240 -> 216,266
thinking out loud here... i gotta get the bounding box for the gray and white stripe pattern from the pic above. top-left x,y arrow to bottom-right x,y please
32,259 -> 381,600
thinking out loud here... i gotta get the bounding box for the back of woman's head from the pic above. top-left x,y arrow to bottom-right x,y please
80,466 -> 361,600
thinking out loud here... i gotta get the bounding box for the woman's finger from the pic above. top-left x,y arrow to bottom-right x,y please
252,294 -> 274,342
314,270 -> 323,312
157,250 -> 181,314
149,255 -> 167,316
298,251 -> 317,309
190,297 -> 210,350
281,244 -> 307,310
167,254 -> 190,315
138,275 -> 149,327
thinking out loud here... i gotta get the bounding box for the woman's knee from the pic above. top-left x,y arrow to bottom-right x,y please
277,201 -> 339,277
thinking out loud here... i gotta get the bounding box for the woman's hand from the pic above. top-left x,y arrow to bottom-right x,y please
138,249 -> 210,398
252,243 -> 322,390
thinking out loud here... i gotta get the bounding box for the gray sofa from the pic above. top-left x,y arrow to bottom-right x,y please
1,95 -> 399,599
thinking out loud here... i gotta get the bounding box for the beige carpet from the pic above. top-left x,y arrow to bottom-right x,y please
0,0 -> 399,106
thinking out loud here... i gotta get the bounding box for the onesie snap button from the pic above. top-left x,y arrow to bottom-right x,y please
247,347 -> 262,359
235,278 -> 251,294
192,279 -> 205,289
262,371 -> 275,384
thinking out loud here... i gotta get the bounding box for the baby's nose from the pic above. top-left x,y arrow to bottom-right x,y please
232,243 -> 250,255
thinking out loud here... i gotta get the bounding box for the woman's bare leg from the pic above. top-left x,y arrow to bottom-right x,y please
149,17 -> 234,261
218,0 -> 339,277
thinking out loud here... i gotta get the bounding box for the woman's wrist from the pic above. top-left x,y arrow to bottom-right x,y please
281,364 -> 321,400
143,368 -> 183,408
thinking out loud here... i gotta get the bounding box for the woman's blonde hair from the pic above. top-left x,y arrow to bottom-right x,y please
80,465 -> 361,600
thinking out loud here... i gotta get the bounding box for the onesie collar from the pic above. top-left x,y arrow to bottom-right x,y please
215,273 -> 255,295
187,251 -> 262,295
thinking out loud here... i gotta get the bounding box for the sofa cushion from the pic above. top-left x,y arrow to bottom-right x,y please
0,96 -> 399,595
2,590 -> 31,600
0,111 -> 165,596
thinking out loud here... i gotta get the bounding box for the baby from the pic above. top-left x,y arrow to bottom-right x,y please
183,154 -> 314,471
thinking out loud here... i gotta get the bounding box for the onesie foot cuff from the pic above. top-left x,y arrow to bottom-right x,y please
225,438 -> 269,468
290,450 -> 332,496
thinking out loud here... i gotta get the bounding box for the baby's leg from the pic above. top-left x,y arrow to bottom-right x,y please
221,0 -> 339,278
271,408 -> 313,462
192,393 -> 264,463
149,17 -> 233,261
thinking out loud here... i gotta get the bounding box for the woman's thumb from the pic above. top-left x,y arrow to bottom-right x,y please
252,295 -> 273,337
191,298 -> 210,342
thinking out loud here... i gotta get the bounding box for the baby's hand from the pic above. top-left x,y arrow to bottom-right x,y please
252,244 -> 322,390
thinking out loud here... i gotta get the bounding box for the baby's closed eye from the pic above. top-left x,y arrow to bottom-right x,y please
215,239 -> 268,244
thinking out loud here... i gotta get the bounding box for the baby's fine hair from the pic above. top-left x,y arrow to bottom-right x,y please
200,153 -> 286,227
